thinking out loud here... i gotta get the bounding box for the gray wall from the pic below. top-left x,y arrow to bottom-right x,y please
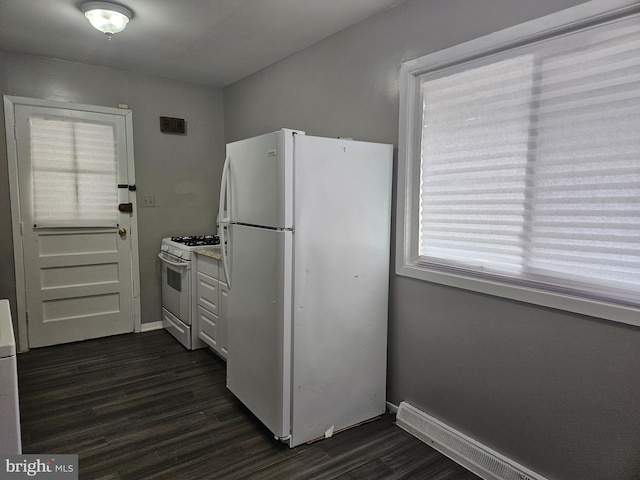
0,50 -> 225,330
223,1 -> 640,479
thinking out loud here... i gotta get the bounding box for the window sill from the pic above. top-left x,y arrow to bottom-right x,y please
396,262 -> 640,328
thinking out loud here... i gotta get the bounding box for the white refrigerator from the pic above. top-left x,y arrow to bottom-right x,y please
218,129 -> 393,447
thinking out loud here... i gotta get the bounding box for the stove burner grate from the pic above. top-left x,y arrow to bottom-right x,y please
170,235 -> 220,247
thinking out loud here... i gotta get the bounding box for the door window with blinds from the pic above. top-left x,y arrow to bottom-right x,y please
30,117 -> 118,227
397,1 -> 640,325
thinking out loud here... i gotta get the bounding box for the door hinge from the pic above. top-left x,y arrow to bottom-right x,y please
13,125 -> 17,141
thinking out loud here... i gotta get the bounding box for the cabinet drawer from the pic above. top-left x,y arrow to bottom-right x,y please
197,254 -> 218,279
197,306 -> 219,350
196,272 -> 218,314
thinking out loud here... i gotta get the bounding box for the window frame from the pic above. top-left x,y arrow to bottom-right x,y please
396,0 -> 640,327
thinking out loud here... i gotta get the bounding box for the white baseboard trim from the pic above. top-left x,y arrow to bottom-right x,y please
386,401 -> 399,414
140,321 -> 163,332
396,401 -> 547,480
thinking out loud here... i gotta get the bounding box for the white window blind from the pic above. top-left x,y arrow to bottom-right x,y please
30,118 -> 118,227
418,13 -> 640,307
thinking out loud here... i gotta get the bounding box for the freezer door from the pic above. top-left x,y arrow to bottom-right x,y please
226,224 -> 292,440
227,130 -> 299,229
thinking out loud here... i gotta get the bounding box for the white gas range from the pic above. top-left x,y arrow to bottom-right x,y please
158,235 -> 220,349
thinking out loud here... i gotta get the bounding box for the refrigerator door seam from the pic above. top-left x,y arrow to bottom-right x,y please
233,222 -> 293,232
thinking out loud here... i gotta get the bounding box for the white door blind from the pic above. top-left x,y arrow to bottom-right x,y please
30,117 -> 118,227
419,13 -> 640,305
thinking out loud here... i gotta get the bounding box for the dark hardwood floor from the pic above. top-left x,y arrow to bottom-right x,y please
17,330 -> 480,480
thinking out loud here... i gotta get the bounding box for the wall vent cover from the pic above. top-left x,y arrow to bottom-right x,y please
160,116 -> 186,134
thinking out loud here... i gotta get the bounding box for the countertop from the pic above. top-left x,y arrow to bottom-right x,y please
194,246 -> 222,260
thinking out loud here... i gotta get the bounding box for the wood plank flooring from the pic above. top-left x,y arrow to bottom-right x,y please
17,330 -> 480,480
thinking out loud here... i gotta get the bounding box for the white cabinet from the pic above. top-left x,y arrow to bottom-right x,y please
194,252 -> 227,360
0,300 -> 21,453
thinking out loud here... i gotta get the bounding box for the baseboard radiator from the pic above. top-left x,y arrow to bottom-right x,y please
396,402 -> 547,480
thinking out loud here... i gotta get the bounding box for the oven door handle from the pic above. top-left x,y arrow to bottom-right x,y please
158,253 -> 189,269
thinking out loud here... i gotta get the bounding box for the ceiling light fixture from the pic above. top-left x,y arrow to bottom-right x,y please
80,1 -> 132,38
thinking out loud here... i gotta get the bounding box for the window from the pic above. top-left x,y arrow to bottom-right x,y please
30,117 -> 118,227
397,0 -> 640,326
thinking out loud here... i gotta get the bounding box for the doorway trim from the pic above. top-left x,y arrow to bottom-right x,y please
4,95 -> 142,352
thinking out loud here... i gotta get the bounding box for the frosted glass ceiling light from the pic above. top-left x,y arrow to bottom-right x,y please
81,1 -> 132,37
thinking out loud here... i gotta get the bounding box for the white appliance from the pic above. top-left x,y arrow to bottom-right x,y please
0,299 -> 22,453
159,235 -> 219,350
218,129 -> 393,447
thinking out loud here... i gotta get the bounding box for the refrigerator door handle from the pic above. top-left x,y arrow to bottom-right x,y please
218,155 -> 232,288
219,155 -> 231,225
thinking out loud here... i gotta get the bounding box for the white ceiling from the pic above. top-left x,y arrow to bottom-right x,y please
0,0 -> 403,87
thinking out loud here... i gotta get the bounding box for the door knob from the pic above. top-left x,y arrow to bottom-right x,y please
118,227 -> 127,237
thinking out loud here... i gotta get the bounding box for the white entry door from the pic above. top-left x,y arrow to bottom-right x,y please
7,97 -> 139,348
